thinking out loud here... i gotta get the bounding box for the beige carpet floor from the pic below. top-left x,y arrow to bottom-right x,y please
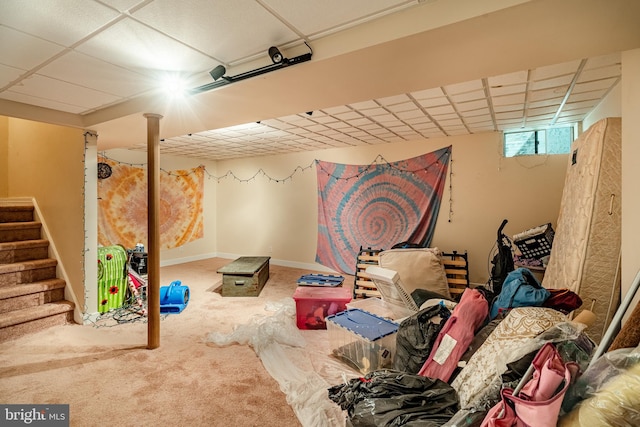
0,258 -> 360,427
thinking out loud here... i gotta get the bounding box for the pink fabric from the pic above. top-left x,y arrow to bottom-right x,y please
418,288 -> 488,382
480,343 -> 580,427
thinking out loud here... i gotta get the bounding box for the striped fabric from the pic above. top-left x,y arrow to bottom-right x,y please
315,146 -> 451,274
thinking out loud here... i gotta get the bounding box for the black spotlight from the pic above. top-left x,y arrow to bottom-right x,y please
209,64 -> 226,81
268,46 -> 283,64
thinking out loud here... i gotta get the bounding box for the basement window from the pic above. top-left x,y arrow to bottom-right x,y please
503,126 -> 574,157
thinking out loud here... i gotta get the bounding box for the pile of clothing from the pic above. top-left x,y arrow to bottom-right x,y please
328,267 -> 639,426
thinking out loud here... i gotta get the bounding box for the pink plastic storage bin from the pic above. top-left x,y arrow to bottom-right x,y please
293,286 -> 352,330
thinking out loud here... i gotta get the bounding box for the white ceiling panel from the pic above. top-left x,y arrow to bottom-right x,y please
0,0 -> 120,46
0,63 -> 24,88
9,74 -> 121,109
0,26 -> 65,71
75,17 -> 214,73
0,90 -> 88,114
131,0 -> 298,64
37,51 -> 157,97
262,0 -> 417,37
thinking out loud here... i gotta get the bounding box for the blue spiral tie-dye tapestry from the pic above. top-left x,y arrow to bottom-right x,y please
315,146 -> 451,274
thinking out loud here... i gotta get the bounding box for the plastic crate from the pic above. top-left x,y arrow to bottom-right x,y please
326,308 -> 399,374
346,297 -> 414,321
513,223 -> 555,260
292,286 -> 352,330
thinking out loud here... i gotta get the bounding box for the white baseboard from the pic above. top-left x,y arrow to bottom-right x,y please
214,252 -> 339,273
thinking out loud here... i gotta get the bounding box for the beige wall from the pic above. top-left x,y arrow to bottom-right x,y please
621,49 -> 640,318
6,118 -> 85,308
216,132 -> 568,284
0,116 -> 7,197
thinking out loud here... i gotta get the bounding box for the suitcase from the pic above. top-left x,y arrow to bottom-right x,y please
97,245 -> 128,313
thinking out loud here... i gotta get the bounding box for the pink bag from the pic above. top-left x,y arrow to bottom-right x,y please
481,343 -> 579,427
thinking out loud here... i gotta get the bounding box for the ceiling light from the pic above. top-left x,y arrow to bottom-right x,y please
209,65 -> 226,81
269,46 -> 283,64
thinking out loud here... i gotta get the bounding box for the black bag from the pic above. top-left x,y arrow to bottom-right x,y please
394,304 -> 450,374
328,370 -> 459,427
489,219 -> 515,296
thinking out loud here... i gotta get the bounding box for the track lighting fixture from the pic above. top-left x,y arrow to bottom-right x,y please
209,64 -> 226,81
191,42 -> 313,95
269,46 -> 283,64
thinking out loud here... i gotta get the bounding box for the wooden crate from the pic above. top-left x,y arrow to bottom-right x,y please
353,247 -> 383,299
218,256 -> 270,297
353,249 -> 469,301
441,251 -> 470,298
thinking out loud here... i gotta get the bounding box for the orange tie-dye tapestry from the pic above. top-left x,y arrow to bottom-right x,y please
98,158 -> 204,250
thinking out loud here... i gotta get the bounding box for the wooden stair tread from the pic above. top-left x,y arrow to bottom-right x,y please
0,301 -> 74,328
0,279 -> 66,299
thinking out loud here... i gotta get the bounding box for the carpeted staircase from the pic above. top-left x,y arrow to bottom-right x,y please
0,204 -> 75,342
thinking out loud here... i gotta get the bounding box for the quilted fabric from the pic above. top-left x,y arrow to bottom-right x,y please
542,117 -> 621,343
451,307 -> 566,409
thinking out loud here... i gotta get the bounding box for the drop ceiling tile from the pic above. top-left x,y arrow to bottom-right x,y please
396,109 -> 425,120
133,0 -> 299,63
76,17 -> 214,73
531,59 -> 581,80
417,97 -> 449,108
454,98 -> 488,112
404,116 -> 432,125
431,112 -> 459,121
566,90 -> 606,103
349,100 -> 380,109
493,92 -> 527,107
460,108 -> 491,118
0,0 -> 120,47
577,64 -> 621,82
437,118 -> 464,127
425,105 -> 455,115
488,70 -> 528,87
528,87 -> 567,102
262,0 -> 416,36
449,89 -> 485,103
464,114 -> 493,124
527,105 -> 559,116
444,80 -> 483,94
584,52 -> 621,69
411,87 -> 445,99
386,101 -> 418,113
0,90 -> 86,114
530,74 -> 574,91
0,26 -> 65,70
572,78 -> 619,93
0,63 -> 24,88
446,128 -> 469,135
495,111 -> 523,120
9,74 -> 120,111
357,107 -> 390,117
377,94 -> 411,106
489,83 -> 526,97
375,115 -> 403,124
527,97 -> 563,109
333,111 -> 362,121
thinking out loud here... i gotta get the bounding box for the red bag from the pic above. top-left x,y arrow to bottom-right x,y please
481,343 -> 579,427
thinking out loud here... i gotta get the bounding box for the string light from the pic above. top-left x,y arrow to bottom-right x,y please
98,148 -> 451,185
